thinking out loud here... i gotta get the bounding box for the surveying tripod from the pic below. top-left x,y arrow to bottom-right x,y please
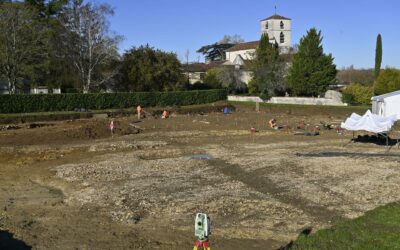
193,239 -> 211,250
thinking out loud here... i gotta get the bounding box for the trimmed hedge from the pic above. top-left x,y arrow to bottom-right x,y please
0,89 -> 227,113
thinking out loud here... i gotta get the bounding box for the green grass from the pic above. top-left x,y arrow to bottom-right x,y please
289,202 -> 400,250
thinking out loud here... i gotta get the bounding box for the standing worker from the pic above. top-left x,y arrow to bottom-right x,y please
109,119 -> 115,137
137,105 -> 142,120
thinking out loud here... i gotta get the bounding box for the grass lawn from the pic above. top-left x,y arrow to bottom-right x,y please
289,202 -> 400,249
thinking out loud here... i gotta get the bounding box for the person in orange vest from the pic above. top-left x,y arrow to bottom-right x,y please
136,105 -> 142,119
162,110 -> 169,119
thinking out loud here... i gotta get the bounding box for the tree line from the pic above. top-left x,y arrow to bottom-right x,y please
0,0 -> 187,94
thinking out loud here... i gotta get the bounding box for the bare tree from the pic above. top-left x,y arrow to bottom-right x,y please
0,3 -> 46,94
219,34 -> 244,44
61,0 -> 122,93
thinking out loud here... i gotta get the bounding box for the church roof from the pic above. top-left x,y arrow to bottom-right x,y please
225,41 -> 259,52
261,14 -> 291,21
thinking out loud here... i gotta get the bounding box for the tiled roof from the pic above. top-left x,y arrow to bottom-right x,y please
225,41 -> 259,52
261,14 -> 291,21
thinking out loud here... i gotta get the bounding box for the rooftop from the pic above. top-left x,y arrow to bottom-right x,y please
261,14 -> 291,21
225,41 -> 259,52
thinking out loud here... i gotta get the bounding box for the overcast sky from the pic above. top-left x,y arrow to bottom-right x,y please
99,0 -> 399,69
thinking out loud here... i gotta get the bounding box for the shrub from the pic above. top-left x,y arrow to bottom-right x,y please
203,68 -> 222,89
343,83 -> 373,105
0,90 -> 228,113
247,78 -> 259,95
341,93 -> 353,104
374,68 -> 400,95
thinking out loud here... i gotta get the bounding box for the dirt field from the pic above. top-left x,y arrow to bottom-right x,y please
1,104 -> 400,249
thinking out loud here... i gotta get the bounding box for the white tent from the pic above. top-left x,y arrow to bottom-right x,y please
341,110 -> 397,133
371,90 -> 400,120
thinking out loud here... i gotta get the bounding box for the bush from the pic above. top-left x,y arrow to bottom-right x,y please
341,93 -> 353,104
247,78 -> 259,95
203,68 -> 222,89
374,68 -> 400,95
0,90 -> 228,113
343,83 -> 373,105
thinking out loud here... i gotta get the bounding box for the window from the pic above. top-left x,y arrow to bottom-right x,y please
265,22 -> 268,29
280,21 -> 284,29
280,32 -> 285,43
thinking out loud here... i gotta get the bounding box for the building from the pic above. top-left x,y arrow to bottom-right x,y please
261,14 -> 292,54
182,62 -> 224,84
31,86 -> 49,94
189,13 -> 293,85
225,14 -> 292,64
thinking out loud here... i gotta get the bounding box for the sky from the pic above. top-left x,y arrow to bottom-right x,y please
100,0 -> 399,69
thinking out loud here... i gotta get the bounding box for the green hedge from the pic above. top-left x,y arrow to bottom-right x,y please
0,89 -> 227,113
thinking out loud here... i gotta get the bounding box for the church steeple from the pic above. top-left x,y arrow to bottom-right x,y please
260,14 -> 291,53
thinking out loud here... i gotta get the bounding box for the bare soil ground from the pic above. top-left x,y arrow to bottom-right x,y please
1,104 -> 400,249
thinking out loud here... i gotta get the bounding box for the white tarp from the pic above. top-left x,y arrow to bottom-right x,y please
341,110 -> 397,133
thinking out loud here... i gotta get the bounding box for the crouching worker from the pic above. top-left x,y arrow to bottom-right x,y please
269,118 -> 278,130
162,110 -> 169,119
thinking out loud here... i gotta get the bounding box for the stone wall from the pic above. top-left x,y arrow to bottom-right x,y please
268,97 -> 346,106
228,96 -> 264,103
228,90 -> 346,106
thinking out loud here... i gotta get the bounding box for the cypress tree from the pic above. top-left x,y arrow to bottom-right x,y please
287,28 -> 337,96
375,34 -> 382,80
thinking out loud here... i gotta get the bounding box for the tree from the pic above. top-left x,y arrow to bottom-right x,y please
248,33 -> 285,99
337,66 -> 374,86
374,68 -> 400,95
60,0 -> 121,93
287,28 -> 337,96
118,45 -> 186,92
25,0 -> 69,18
217,67 -> 246,94
219,34 -> 244,44
197,35 -> 243,62
0,2 -> 47,93
375,34 -> 382,80
203,68 -> 222,89
24,0 -> 74,90
197,43 -> 235,62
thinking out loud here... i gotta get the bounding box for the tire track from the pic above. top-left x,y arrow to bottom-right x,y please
210,159 -> 343,224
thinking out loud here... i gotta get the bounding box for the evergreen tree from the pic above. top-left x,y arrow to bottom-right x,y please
287,28 -> 337,96
375,34 -> 382,80
249,33 -> 285,99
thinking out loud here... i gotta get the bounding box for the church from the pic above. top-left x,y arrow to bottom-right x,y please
184,13 -> 293,85
225,14 -> 292,64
